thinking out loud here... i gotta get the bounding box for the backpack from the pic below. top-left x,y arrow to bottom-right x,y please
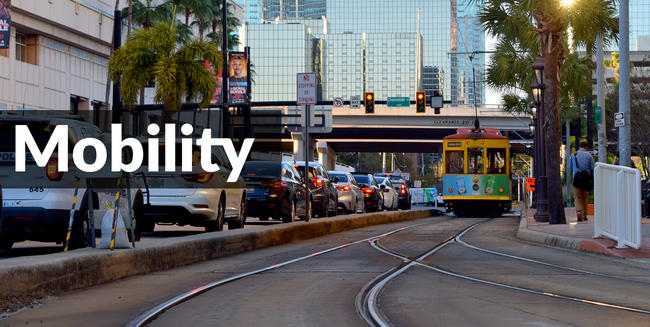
572,154 -> 593,191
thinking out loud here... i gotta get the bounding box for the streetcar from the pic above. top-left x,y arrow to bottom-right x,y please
442,127 -> 511,216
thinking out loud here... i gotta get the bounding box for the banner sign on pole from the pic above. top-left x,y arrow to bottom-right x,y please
297,73 -> 316,105
205,60 -> 223,105
228,52 -> 249,104
0,0 -> 11,50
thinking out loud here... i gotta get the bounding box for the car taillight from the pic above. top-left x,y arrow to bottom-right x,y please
400,184 -> 406,194
262,180 -> 287,192
362,187 -> 373,194
311,177 -> 323,188
46,158 -> 63,181
337,185 -> 351,192
183,173 -> 213,183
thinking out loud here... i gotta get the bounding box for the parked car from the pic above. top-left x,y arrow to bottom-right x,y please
0,116 -> 139,250
352,173 -> 383,212
291,161 -> 338,217
242,161 -> 310,222
328,171 -> 364,214
375,176 -> 399,211
375,173 -> 412,209
136,141 -> 246,233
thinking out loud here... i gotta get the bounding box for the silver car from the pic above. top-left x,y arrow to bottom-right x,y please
328,171 -> 364,214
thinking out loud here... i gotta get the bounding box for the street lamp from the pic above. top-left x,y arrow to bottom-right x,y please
530,56 -> 550,222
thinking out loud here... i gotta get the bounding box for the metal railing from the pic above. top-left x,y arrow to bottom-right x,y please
594,162 -> 643,249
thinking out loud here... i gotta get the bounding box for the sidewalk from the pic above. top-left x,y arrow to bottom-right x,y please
517,207 -> 650,258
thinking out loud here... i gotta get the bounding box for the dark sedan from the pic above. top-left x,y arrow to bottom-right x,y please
242,162 -> 309,223
352,173 -> 384,212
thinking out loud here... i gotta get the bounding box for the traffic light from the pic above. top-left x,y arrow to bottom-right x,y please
364,92 -> 375,114
432,90 -> 442,114
416,91 -> 426,113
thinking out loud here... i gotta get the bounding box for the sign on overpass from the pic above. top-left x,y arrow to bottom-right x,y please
387,97 -> 410,107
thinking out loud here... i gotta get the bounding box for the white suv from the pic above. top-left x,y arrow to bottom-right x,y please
136,140 -> 246,233
0,115 -> 140,250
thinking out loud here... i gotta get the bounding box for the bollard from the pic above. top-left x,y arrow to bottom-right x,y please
63,178 -> 81,252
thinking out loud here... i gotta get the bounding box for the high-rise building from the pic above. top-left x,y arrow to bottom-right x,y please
365,33 -> 420,100
451,0 -> 485,105
422,66 -> 443,97
247,23 -> 318,101
630,0 -> 650,51
233,0 -> 262,24
322,33 -> 364,100
304,0 -> 327,19
326,0 -> 453,101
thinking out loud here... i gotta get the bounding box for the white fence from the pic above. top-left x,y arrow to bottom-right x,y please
594,163 -> 643,249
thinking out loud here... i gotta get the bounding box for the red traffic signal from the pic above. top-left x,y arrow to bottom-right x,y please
364,92 -> 375,114
416,91 -> 426,113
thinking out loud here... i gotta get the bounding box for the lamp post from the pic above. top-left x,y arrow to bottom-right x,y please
529,105 -> 537,209
531,56 -> 550,222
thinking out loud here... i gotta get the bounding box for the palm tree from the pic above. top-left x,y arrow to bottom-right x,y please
128,0 -> 173,30
206,1 -> 241,50
108,21 -> 222,112
478,0 -> 618,224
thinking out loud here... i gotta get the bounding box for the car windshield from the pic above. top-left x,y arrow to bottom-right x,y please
389,176 -> 403,182
330,173 -> 348,182
375,177 -> 386,183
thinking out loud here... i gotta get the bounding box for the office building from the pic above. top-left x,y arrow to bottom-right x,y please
454,0 -> 485,105
327,0 -> 452,101
322,33 -> 363,100
0,0 -> 114,112
233,0 -> 262,24
422,66 -> 443,97
365,33 -> 421,100
247,23 -> 318,102
630,0 -> 650,51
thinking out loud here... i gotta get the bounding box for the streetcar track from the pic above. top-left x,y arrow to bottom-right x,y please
454,221 -> 650,285
364,219 -> 650,327
126,217 -> 452,327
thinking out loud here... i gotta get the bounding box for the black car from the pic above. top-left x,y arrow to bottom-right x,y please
352,173 -> 384,212
376,174 -> 412,210
291,161 -> 338,218
242,162 -> 310,223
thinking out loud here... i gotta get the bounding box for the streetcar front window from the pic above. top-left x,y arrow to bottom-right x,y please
468,147 -> 484,174
445,150 -> 464,174
487,148 -> 507,174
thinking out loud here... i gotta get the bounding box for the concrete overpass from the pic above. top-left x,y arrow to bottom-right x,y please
278,105 -> 533,169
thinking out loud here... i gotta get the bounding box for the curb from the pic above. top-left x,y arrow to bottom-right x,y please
0,209 -> 439,304
515,208 -> 582,250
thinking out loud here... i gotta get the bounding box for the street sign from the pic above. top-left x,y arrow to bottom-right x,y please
387,97 -> 410,107
594,105 -> 602,125
525,177 -> 536,192
431,95 -> 443,109
333,97 -> 344,108
297,73 -> 316,105
614,112 -> 625,127
350,95 -> 361,109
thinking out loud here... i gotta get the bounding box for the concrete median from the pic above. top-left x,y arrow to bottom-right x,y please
0,209 -> 440,307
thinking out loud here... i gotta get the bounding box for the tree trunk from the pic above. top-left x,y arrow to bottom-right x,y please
128,0 -> 132,36
539,18 -> 567,224
586,95 -> 594,150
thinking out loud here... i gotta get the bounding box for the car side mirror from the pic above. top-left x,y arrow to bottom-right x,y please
332,177 -> 339,183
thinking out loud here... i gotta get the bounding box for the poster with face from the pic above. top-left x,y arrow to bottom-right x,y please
228,52 -> 248,104
0,0 -> 10,49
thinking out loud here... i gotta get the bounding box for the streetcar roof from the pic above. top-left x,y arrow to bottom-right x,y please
443,128 -> 507,140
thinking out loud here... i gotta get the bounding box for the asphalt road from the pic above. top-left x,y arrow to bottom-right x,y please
4,213 -> 650,326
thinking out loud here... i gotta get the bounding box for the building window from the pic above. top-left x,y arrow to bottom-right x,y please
15,33 -> 39,65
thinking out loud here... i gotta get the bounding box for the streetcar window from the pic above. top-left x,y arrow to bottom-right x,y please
487,148 -> 506,174
468,147 -> 484,174
445,150 -> 464,174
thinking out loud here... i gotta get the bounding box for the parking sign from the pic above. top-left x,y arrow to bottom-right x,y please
297,73 -> 316,105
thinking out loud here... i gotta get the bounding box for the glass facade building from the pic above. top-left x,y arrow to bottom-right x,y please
454,0 -> 485,105
322,33 -> 364,100
327,0 -> 452,101
365,33 -> 420,100
233,0 -> 262,24
247,23 -> 317,101
630,0 -> 650,51
422,66 -> 443,97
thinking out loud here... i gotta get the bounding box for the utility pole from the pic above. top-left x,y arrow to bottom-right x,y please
221,0 -> 229,138
596,33 -> 607,163
619,0 -> 631,166
382,152 -> 386,173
